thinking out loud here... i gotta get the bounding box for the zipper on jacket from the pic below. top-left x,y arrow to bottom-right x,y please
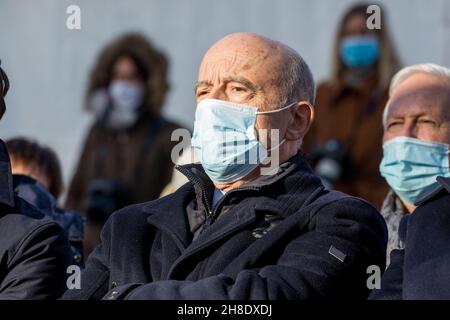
175,165 -> 213,216
175,165 -> 260,230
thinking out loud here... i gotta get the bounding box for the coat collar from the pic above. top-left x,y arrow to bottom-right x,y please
13,174 -> 57,216
144,185 -> 195,250
173,152 -> 320,218
143,152 -> 325,251
0,139 -> 14,207
414,176 -> 450,206
175,152 -> 311,209
437,176 -> 450,193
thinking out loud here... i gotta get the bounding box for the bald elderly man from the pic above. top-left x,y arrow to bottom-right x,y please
63,33 -> 387,300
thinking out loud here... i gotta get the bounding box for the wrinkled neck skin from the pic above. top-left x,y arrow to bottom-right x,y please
214,168 -> 260,193
402,200 -> 416,214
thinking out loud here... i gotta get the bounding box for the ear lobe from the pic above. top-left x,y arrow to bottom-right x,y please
285,101 -> 314,141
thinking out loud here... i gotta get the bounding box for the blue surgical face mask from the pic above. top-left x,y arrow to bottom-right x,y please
379,136 -> 450,205
106,81 -> 145,130
191,99 -> 297,183
340,35 -> 380,68
109,81 -> 145,111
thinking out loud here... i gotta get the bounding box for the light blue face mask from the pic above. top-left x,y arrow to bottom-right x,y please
340,35 -> 380,68
379,136 -> 450,205
191,99 -> 296,183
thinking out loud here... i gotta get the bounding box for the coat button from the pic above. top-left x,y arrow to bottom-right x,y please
252,227 -> 268,239
107,290 -> 119,300
111,281 -> 117,288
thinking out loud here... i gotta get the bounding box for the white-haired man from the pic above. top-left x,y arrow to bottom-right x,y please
371,63 -> 450,299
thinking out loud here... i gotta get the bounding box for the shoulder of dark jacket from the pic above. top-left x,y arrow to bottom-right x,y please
414,176 -> 450,207
0,196 -> 68,247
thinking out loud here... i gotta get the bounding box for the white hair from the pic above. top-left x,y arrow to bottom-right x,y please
382,63 -> 450,126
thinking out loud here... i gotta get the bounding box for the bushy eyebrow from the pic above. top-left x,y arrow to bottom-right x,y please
224,76 -> 262,92
194,80 -> 211,94
194,76 -> 262,94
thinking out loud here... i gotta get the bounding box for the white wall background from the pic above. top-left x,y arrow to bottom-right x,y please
0,0 -> 449,201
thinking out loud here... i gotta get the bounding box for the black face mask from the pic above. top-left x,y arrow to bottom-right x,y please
0,60 -> 9,120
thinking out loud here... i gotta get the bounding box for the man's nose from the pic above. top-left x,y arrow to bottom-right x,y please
207,87 -> 228,101
399,122 -> 417,138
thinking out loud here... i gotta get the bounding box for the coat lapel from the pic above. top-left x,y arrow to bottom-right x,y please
144,185 -> 194,251
166,202 -> 259,279
144,152 -> 326,280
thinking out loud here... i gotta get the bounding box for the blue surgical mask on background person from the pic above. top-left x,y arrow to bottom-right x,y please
379,136 -> 450,205
106,81 -> 145,130
340,35 -> 380,68
191,99 -> 296,183
109,80 -> 145,111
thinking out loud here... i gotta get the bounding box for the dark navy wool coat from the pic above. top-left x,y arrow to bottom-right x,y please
64,153 -> 387,300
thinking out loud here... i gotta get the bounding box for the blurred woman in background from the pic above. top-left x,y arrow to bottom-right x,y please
303,3 -> 401,209
65,33 -> 183,256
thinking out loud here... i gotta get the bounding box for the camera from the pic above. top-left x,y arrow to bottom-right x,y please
308,139 -> 354,188
85,179 -> 130,225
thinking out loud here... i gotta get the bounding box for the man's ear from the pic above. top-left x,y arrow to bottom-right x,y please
285,101 -> 314,141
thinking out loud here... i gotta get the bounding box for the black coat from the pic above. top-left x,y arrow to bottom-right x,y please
63,153 -> 387,300
370,176 -> 450,300
13,174 -> 85,266
0,140 -> 72,299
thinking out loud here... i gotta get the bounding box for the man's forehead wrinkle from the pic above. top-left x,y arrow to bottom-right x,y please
207,34 -> 284,63
212,48 -> 270,66
198,33 -> 292,96
389,92 -> 433,115
201,51 -> 270,79
388,86 -> 450,121
199,59 -> 236,84
396,79 -> 450,94
391,83 -> 450,111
